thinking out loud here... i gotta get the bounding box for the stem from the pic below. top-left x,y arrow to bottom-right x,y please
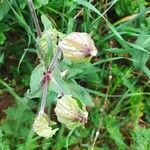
48,48 -> 61,72
28,0 -> 42,37
66,129 -> 74,150
40,79 -> 49,113
51,77 -> 64,96
39,48 -> 62,113
28,1 -> 63,114
91,130 -> 99,150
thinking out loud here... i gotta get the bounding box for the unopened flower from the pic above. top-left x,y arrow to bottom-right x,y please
58,32 -> 97,62
54,95 -> 88,130
33,112 -> 59,138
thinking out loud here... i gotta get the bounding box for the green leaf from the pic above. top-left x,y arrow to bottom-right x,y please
105,115 -> 127,149
68,79 -> 94,106
67,62 -> 99,83
18,0 -> 27,9
67,68 -> 83,79
41,14 -> 53,31
0,23 -> 9,45
131,127 -> 150,150
142,66 -> 150,79
79,63 -> 100,83
105,48 -> 130,54
67,17 -> 74,34
0,23 -> 9,32
0,130 -> 10,150
0,32 -> 6,45
36,29 -> 58,67
129,93 -> 144,127
50,68 -> 71,95
34,0 -> 49,9
0,0 -> 10,20
131,35 -> 150,78
1,105 -> 34,140
75,0 -> 103,18
115,0 -> 147,16
29,63 -> 45,97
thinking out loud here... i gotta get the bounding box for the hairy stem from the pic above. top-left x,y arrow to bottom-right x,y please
40,79 -> 49,113
48,48 -> 61,72
28,1 -> 62,112
39,48 -> 62,112
28,0 -> 42,37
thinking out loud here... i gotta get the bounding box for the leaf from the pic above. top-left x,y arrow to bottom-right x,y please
68,62 -> 100,83
41,14 -> 53,31
49,68 -> 94,106
17,130 -> 39,150
0,32 -> 6,45
49,68 -> 71,95
0,0 -> 10,20
131,127 -> 150,150
0,23 -> 9,45
129,93 -> 144,127
0,130 -> 10,150
142,66 -> 150,79
7,0 -> 33,44
115,0 -> 147,16
105,48 -> 130,54
1,104 -> 34,139
36,29 -> 58,67
105,115 -> 127,149
29,63 -> 45,97
34,0 -> 49,9
68,79 -> 94,106
67,68 -> 83,79
75,0 -> 103,18
67,17 -> 74,34
79,63 -> 100,83
131,35 -> 150,78
18,0 -> 27,9
0,23 -> 9,32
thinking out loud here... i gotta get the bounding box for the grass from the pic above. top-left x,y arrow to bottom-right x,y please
0,0 -> 150,150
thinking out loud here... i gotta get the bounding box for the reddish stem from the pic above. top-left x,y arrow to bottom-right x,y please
40,47 -> 62,112
40,70 -> 51,113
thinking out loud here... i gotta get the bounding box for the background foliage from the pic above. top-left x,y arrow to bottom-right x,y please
0,0 -> 150,150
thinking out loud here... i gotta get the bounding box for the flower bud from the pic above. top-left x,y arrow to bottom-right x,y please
58,32 -> 97,62
54,95 -> 88,130
33,112 -> 59,138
